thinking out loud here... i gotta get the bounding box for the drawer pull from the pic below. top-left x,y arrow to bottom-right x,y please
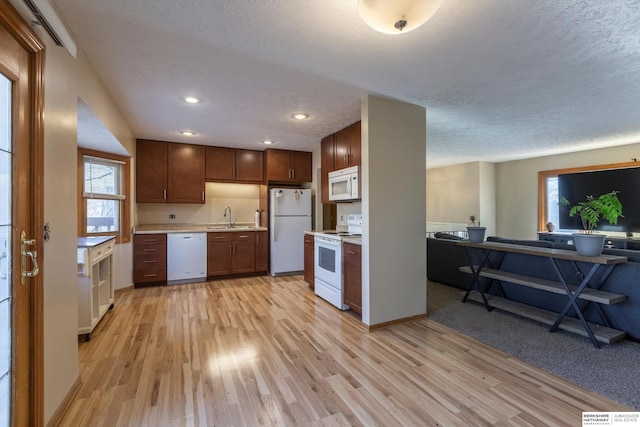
143,249 -> 157,252
143,274 -> 158,277
238,235 -> 249,239
346,251 -> 357,255
143,239 -> 157,242
143,260 -> 157,264
214,236 -> 225,239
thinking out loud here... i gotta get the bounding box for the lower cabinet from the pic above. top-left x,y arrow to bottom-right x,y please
256,231 -> 268,272
133,234 -> 167,286
207,231 -> 256,276
303,234 -> 314,287
343,242 -> 362,315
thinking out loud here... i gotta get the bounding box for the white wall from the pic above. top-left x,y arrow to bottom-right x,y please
137,183 -> 260,225
426,161 -> 496,236
8,1 -> 137,421
76,48 -> 136,291
40,39 -> 80,423
362,95 -> 426,326
496,142 -> 640,239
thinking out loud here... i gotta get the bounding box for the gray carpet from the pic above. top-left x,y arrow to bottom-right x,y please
427,281 -> 640,410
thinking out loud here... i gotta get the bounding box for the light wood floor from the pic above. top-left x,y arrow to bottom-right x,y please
59,275 -> 630,426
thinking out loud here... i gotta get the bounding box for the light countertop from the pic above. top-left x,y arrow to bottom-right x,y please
135,223 -> 268,234
77,236 -> 116,248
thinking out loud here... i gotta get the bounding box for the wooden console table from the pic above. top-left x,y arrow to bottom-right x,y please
458,241 -> 627,348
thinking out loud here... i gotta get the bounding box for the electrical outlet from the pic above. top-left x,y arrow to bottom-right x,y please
169,214 -> 176,219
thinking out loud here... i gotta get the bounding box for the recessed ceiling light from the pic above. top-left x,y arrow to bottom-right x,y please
181,130 -> 196,136
184,96 -> 200,104
291,113 -> 309,120
263,140 -> 274,145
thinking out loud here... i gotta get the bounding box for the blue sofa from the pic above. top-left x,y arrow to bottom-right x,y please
427,235 -> 640,341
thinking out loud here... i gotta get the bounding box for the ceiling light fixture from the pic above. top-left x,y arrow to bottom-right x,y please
263,140 -> 274,145
180,130 -> 196,136
358,0 -> 442,34
184,96 -> 200,104
291,113 -> 309,120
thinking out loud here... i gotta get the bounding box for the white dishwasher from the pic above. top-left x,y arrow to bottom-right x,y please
167,233 -> 207,284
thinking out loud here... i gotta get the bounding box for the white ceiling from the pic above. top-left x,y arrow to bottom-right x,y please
51,0 -> 640,168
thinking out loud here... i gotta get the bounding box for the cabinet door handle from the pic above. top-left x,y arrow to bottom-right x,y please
229,244 -> 232,255
292,168 -> 295,179
233,243 -> 236,255
163,189 -> 167,200
202,190 -> 205,201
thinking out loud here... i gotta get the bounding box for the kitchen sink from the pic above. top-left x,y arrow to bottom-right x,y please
207,225 -> 253,230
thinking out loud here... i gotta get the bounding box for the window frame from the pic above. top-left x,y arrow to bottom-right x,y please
77,148 -> 131,243
538,160 -> 638,232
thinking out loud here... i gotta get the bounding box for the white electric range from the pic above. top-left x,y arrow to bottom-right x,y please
314,214 -> 362,310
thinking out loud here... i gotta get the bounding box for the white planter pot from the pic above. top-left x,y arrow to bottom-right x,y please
467,227 -> 486,243
572,233 -> 606,257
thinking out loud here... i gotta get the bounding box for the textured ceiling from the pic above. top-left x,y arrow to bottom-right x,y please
51,0 -> 640,168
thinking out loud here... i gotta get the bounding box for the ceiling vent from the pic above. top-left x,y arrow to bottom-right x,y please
22,0 -> 77,57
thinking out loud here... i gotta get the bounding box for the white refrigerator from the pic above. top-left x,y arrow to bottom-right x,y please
270,188 -> 312,275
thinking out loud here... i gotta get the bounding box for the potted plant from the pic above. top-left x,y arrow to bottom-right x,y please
467,215 -> 486,243
559,191 -> 623,256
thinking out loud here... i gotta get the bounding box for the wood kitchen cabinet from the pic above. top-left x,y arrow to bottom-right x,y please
133,233 -> 167,287
320,135 -> 335,204
343,242 -> 362,315
256,230 -> 268,272
207,231 -> 256,276
205,147 -> 264,183
136,139 -> 168,203
136,140 -> 205,204
334,121 -> 361,170
303,233 -> 314,287
265,148 -> 312,183
320,121 -> 361,203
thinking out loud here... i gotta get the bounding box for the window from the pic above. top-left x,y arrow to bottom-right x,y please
538,161 -> 636,232
78,148 -> 131,243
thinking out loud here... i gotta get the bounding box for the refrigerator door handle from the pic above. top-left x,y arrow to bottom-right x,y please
273,218 -> 277,241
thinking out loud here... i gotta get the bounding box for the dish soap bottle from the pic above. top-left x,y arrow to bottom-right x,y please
255,210 -> 260,228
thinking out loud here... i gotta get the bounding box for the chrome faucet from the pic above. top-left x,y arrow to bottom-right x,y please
224,206 -> 232,227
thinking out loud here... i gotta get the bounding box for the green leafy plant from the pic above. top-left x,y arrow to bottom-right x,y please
559,191 -> 623,233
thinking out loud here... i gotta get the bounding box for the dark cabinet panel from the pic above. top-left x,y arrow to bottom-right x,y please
343,242 -> 362,315
303,234 -> 314,287
136,140 -> 168,203
265,149 -> 312,183
167,143 -> 205,204
205,146 -> 235,181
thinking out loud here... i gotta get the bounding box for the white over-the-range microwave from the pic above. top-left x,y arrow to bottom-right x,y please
328,165 -> 360,201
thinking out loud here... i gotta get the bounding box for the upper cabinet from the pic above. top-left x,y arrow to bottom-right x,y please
334,121 -> 361,170
136,139 -> 168,203
320,121 -> 361,203
265,149 -> 312,183
136,140 -> 205,204
205,147 -> 264,183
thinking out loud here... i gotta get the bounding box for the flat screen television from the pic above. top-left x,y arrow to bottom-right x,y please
558,167 -> 640,232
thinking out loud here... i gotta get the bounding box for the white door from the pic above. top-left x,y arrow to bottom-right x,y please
0,11 -> 44,424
